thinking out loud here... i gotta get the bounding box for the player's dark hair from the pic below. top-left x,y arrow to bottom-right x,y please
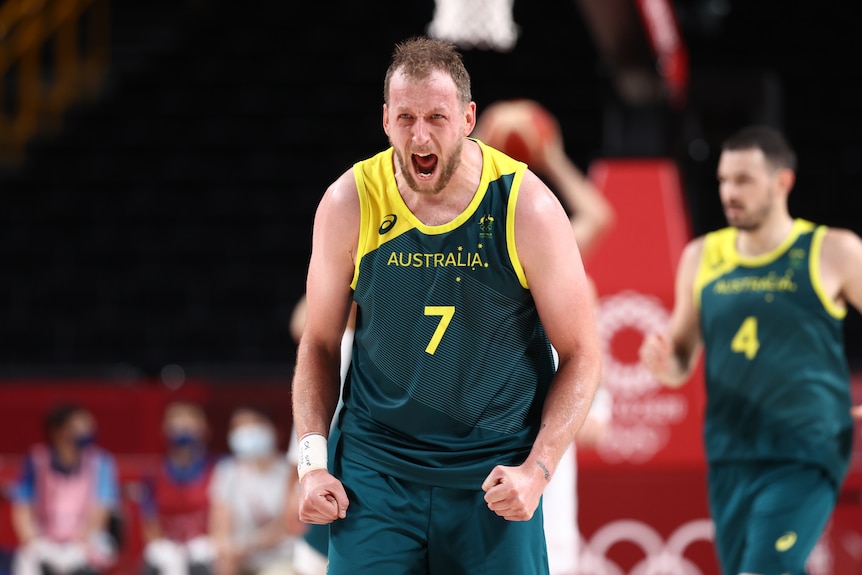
722,125 -> 797,172
383,36 -> 472,107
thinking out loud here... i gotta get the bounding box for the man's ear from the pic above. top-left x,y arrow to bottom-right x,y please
382,104 -> 390,137
464,101 -> 477,137
777,167 -> 796,195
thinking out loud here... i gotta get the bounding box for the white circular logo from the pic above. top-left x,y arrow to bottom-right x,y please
594,291 -> 687,463
597,291 -> 669,397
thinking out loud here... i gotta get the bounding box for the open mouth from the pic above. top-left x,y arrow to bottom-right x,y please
412,153 -> 438,179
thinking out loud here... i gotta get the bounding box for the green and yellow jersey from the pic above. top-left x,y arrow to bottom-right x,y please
337,140 -> 556,489
695,218 -> 853,486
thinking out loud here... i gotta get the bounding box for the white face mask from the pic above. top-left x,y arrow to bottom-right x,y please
228,424 -> 275,459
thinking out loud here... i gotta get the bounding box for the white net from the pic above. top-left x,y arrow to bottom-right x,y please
427,0 -> 520,52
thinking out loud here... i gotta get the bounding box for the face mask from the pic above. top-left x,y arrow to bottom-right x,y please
74,433 -> 95,449
168,431 -> 201,448
228,425 -> 275,459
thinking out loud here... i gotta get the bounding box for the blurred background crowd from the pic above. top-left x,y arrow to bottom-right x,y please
1,0 -> 861,574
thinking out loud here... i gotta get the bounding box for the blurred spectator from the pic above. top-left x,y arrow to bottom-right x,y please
9,403 -> 120,575
209,405 -> 295,575
139,401 -> 218,575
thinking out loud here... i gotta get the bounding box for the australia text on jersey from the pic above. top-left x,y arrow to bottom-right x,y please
712,270 -> 798,295
386,246 -> 488,269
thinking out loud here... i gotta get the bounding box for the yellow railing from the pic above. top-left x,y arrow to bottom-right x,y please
0,0 -> 110,168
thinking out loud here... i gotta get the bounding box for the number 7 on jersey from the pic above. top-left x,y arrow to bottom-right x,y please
424,306 -> 455,355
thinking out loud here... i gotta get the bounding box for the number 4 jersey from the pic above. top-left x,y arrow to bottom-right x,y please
695,218 -> 853,486
338,140 -> 556,490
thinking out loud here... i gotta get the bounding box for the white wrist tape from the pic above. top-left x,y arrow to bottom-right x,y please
297,433 -> 328,480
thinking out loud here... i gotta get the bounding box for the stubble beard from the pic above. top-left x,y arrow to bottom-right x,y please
727,195 -> 773,232
393,139 -> 464,196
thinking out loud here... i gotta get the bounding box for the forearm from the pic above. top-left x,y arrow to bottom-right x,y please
526,354 -> 601,479
141,517 -> 162,543
86,506 -> 111,539
664,352 -> 697,386
11,503 -> 38,543
209,504 -> 233,552
657,340 -> 701,387
292,341 -> 343,438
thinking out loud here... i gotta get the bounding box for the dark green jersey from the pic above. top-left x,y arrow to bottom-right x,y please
338,140 -> 556,489
695,219 -> 853,486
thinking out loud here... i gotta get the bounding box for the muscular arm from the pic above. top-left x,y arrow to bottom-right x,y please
517,169 -> 603,479
292,169 -> 358,524
821,228 -> 862,420
292,169 -> 359,441
822,228 -> 862,313
639,238 -> 704,387
481,169 -> 601,521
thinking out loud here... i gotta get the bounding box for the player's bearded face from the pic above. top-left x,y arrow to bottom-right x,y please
723,186 -> 774,231
392,138 -> 463,196
718,149 -> 778,231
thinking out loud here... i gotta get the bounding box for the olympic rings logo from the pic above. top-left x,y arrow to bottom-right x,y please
574,518 -> 833,574
576,518 -> 714,574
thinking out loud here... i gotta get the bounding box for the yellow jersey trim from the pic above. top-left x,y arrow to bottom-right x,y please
735,219 -> 814,267
693,228 -> 737,310
472,138 -> 528,288
810,225 -> 846,319
505,167 -> 528,289
351,150 -> 415,289
350,142 -> 526,289
351,159 -> 373,290
693,219 -> 815,309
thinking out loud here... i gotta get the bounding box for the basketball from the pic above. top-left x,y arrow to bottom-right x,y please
473,99 -> 562,170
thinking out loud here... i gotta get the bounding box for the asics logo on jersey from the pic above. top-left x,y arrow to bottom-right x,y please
775,531 -> 797,552
379,214 -> 397,235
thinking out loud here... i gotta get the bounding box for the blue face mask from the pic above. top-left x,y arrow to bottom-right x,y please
74,433 -> 95,449
168,432 -> 201,448
228,425 -> 275,459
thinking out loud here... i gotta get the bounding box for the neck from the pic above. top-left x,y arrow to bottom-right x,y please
736,215 -> 795,257
54,443 -> 79,467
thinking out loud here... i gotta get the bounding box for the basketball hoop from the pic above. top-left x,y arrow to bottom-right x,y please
427,0 -> 520,52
